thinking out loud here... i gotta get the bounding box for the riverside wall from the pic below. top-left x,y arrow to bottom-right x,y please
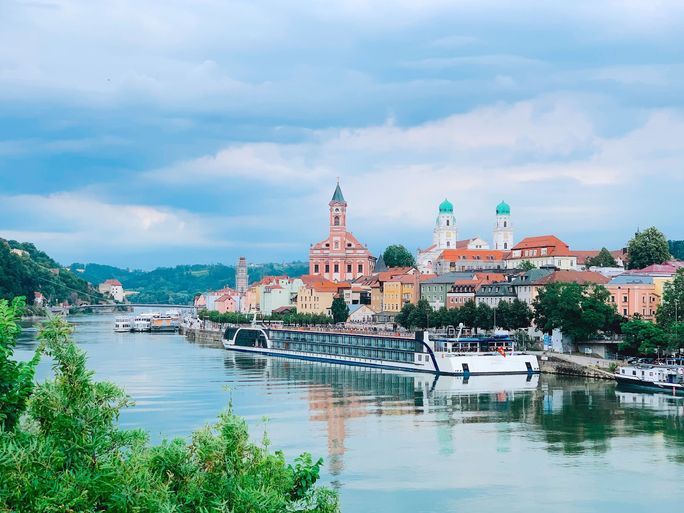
180,326 -> 223,348
535,352 -> 618,380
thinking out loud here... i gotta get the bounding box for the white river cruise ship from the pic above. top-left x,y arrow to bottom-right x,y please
222,325 -> 539,376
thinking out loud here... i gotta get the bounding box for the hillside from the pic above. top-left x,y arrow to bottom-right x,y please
69,261 -> 310,305
0,239 -> 103,306
669,240 -> 684,261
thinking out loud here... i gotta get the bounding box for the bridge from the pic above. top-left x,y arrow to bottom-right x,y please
71,303 -> 196,310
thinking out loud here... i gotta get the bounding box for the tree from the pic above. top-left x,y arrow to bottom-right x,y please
494,300 -> 511,329
395,302 -> 416,330
620,318 -> 669,355
533,282 -> 616,342
0,297 -> 41,431
382,245 -> 416,268
474,303 -> 494,332
668,240 -> 684,261
626,227 -> 671,270
330,296 -> 349,323
408,299 -> 434,329
656,268 -> 684,326
518,260 -> 536,272
508,299 -> 534,330
459,300 -> 478,328
585,248 -> 617,268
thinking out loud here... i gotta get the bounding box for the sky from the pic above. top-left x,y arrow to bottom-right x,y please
1,0 -> 683,269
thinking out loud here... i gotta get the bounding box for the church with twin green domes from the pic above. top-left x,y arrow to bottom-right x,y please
416,198 -> 514,274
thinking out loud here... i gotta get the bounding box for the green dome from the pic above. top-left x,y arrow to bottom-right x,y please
439,198 -> 453,214
496,200 -> 510,215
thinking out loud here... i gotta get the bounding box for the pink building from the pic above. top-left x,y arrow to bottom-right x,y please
606,275 -> 660,320
309,182 -> 375,282
215,294 -> 238,314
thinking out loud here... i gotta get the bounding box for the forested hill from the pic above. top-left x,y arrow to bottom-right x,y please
0,239 -> 102,306
68,261 -> 310,305
669,240 -> 684,260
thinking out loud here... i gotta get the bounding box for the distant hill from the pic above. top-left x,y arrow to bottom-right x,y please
669,240 -> 684,261
69,261 -> 310,305
0,238 -> 103,306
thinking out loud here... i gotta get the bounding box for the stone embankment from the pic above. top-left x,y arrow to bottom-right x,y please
180,326 -> 223,348
534,352 -> 619,380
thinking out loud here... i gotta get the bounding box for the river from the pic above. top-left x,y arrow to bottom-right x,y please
16,312 -> 684,513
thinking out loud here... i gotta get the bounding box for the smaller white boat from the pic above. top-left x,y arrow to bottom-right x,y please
133,313 -> 155,332
615,361 -> 684,396
114,317 -> 132,332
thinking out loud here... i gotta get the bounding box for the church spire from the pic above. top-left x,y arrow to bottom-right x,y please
331,180 -> 345,203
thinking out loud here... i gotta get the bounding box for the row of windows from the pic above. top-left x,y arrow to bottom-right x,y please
271,340 -> 414,362
610,295 -> 657,303
271,331 -> 416,351
313,263 -> 364,274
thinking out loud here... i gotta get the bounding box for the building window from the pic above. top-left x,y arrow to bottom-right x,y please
358,264 -> 363,273
504,243 -> 508,249
446,219 -> 450,226
314,264 -> 319,273
623,308 -> 628,316
334,216 -> 340,226
623,295 -> 628,303
334,264 -> 339,273
504,221 -> 507,228
325,264 -> 330,273
347,264 -> 352,273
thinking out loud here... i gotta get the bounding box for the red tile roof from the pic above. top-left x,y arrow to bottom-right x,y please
534,270 -> 609,285
509,235 -> 573,257
103,279 -> 122,286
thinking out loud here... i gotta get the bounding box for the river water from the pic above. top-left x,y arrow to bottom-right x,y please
16,313 -> 684,513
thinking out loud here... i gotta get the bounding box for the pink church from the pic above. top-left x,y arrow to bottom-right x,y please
309,182 -> 375,282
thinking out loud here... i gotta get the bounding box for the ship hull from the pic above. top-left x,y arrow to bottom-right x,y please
223,342 -> 539,376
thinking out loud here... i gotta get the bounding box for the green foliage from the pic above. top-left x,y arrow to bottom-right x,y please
508,299 -> 534,330
395,302 -> 416,330
459,300 -> 478,329
656,268 -> 684,326
0,239 -> 101,306
70,261 -> 310,305
204,309 -> 333,328
408,299 -> 434,329
518,260 -> 536,272
474,303 -> 494,331
533,282 -> 617,342
669,240 -> 684,261
626,227 -> 671,270
0,297 -> 41,431
585,248 -> 618,268
382,245 -> 416,268
330,296 -> 349,323
620,318 -> 669,355
0,317 -> 339,513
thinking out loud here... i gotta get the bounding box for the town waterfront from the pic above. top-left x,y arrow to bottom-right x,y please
17,312 -> 684,513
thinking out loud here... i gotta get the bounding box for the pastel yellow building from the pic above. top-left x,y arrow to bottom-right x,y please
297,279 -> 339,315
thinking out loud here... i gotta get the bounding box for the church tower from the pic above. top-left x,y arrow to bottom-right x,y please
432,199 -> 457,249
493,201 -> 513,250
329,181 -> 347,234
